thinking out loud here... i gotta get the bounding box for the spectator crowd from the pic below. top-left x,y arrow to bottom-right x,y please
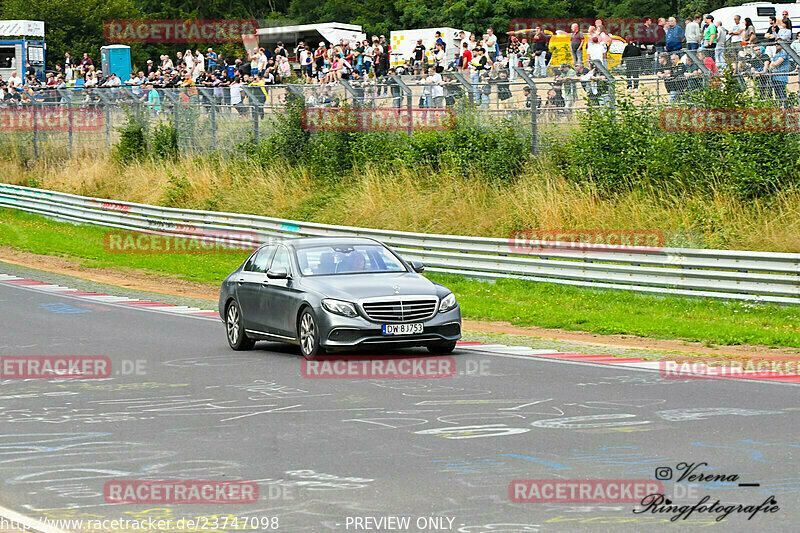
0,13 -> 797,113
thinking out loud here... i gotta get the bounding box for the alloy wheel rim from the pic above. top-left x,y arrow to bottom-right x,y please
300,314 -> 315,354
227,304 -> 239,344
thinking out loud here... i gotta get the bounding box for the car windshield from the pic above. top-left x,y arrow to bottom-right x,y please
295,244 -> 407,276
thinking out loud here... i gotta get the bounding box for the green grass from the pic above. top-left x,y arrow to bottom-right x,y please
2,207 -> 800,349
0,208 -> 248,284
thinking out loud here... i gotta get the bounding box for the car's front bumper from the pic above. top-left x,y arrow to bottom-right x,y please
317,305 -> 462,350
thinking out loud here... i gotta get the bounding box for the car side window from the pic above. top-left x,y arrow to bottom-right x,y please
245,246 -> 275,273
270,246 -> 291,275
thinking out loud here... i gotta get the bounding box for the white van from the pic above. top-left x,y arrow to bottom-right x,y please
710,3 -> 800,36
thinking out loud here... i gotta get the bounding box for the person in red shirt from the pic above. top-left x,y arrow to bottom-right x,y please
460,42 -> 472,72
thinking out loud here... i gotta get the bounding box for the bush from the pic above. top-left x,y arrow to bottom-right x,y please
246,101 -> 530,181
553,74 -> 800,199
161,169 -> 190,207
150,122 -> 179,161
113,114 -> 147,165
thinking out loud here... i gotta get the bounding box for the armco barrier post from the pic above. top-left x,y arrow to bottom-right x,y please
683,49 -> 711,89
58,89 -> 74,158
104,105 -> 111,148
591,59 -> 616,113
514,67 -> 538,156
778,41 -> 800,112
392,75 -> 413,137
68,101 -> 73,158
163,91 -> 182,149
451,72 -> 475,108
32,104 -> 38,160
253,103 -> 259,142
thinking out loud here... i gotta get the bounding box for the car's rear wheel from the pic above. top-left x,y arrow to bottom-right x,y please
299,309 -> 323,360
427,340 -> 457,354
226,301 -> 255,351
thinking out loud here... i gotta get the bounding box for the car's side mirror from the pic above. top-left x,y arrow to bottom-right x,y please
267,267 -> 290,279
409,261 -> 425,273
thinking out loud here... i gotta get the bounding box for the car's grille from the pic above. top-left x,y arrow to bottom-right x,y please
361,297 -> 438,323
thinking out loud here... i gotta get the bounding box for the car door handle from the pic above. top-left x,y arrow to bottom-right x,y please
237,278 -> 245,285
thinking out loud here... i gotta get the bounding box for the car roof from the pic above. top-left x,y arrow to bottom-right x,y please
263,236 -> 382,250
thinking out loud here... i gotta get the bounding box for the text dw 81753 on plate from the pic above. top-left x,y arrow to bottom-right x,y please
382,323 -> 424,335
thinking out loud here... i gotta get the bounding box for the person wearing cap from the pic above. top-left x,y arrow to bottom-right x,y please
782,11 -> 792,37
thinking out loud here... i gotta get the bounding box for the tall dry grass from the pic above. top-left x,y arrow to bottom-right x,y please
3,155 -> 800,252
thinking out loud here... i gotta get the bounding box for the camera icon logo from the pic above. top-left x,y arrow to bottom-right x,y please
655,467 -> 673,480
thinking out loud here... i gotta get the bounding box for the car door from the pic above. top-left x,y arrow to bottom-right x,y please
262,244 -> 300,338
235,245 -> 275,332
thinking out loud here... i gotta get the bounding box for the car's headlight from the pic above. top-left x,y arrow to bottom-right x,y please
322,298 -> 358,317
439,293 -> 457,313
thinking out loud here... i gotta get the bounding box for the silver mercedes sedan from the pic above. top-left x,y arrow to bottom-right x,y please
218,237 -> 461,358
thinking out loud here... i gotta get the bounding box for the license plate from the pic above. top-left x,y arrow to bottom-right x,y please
382,323 -> 424,335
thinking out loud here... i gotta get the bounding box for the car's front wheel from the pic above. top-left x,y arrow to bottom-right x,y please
226,300 -> 255,351
427,340 -> 457,354
299,309 -> 323,360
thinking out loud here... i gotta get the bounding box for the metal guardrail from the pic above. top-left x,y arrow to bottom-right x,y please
1,182 -> 798,304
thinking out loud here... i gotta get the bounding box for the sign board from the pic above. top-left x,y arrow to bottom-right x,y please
0,20 -> 45,38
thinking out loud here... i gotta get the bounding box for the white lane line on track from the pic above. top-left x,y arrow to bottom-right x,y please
0,277 -> 219,322
459,348 -> 800,388
0,504 -> 70,533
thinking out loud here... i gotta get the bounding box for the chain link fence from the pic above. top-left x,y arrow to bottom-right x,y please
1,41 -> 798,161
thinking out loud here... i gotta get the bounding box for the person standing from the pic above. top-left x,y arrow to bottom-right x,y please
570,23 -> 583,65
532,27 -> 548,77
485,28 -> 498,62
685,15 -> 702,50
621,38 -> 642,91
506,35 -> 520,79
713,18 -> 726,69
769,42 -> 789,105
665,18 -> 684,52
433,43 -> 446,73
703,14 -> 718,50
459,42 -> 472,73
206,48 -> 217,71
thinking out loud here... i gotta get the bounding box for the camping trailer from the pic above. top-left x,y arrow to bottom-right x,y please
247,22 -> 366,62
710,2 -> 800,36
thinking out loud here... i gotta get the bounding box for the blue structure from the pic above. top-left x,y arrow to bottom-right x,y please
100,45 -> 131,79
